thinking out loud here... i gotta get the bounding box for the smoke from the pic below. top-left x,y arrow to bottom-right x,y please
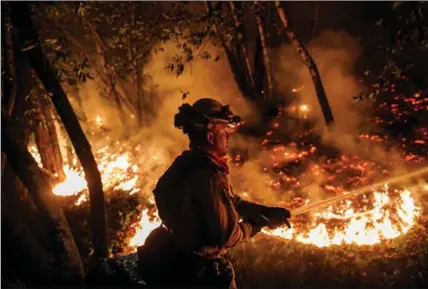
273,30 -> 413,169
137,41 -> 283,202
68,30 -> 421,206
144,41 -> 259,126
273,29 -> 366,134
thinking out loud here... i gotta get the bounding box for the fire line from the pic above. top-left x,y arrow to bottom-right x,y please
290,166 -> 428,216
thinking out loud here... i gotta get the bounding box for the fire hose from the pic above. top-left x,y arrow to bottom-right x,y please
268,166 -> 428,229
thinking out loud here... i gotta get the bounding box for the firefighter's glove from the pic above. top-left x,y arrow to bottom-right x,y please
260,207 -> 292,229
246,214 -> 270,237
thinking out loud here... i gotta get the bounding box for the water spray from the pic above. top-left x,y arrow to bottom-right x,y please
290,166 -> 428,217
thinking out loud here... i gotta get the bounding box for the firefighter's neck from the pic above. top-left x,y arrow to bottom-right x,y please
193,145 -> 223,160
204,148 -> 223,160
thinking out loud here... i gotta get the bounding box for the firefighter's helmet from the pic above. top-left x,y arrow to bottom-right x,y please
174,98 -> 241,134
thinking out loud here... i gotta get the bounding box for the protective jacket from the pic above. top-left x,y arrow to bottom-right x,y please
153,149 -> 260,259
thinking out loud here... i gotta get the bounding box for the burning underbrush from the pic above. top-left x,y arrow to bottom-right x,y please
29,89 -> 427,286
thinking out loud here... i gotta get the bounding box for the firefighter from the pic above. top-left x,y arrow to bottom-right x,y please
137,98 -> 291,289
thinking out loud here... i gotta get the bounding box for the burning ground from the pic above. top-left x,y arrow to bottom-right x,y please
28,83 -> 428,287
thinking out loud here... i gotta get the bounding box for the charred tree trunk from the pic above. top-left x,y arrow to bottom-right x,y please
2,115 -> 84,286
275,1 -> 334,125
11,2 -> 109,259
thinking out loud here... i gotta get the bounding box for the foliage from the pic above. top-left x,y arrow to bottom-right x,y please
359,2 -> 428,102
59,190 -> 145,265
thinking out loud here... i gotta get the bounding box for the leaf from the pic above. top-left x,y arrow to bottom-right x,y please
82,58 -> 89,68
164,63 -> 174,72
176,63 -> 184,77
181,90 -> 190,100
200,51 -> 211,60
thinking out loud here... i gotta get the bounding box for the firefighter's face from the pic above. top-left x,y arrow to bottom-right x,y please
207,124 -> 230,157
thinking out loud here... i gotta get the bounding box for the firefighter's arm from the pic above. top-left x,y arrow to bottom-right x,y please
233,194 -> 269,219
233,191 -> 292,229
193,171 -> 257,248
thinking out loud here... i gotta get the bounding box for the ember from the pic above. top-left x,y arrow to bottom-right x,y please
28,130 -> 424,250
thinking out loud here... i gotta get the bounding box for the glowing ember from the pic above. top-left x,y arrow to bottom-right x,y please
95,115 -> 103,126
28,140 -> 422,249
299,104 -> 309,112
27,96 -> 424,251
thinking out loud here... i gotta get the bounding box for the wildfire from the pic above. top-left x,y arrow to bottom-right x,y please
265,188 -> 420,247
128,208 -> 162,248
27,88 -> 426,252
29,138 -> 423,251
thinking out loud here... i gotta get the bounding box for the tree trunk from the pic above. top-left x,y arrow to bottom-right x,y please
2,191 -> 55,287
10,20 -> 33,141
229,0 -> 256,98
127,5 -> 144,127
275,1 -> 334,125
1,4 -> 15,115
34,91 -> 65,181
205,1 -> 250,99
72,83 -> 88,122
135,63 -> 144,127
254,4 -> 273,101
86,21 -> 130,128
11,2 -> 109,259
2,114 -> 85,286
2,157 -> 53,254
53,21 -> 129,127
1,8 -> 14,175
253,36 -> 265,99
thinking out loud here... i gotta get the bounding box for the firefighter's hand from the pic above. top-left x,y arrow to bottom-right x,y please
261,207 -> 291,229
245,215 -> 270,237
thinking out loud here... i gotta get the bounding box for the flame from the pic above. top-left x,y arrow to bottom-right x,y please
265,188 -> 420,247
27,87 -> 425,251
28,141 -> 423,250
128,208 -> 162,248
126,186 -> 421,249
